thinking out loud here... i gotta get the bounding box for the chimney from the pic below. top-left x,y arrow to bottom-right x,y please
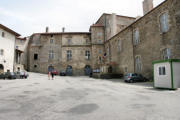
110,13 -> 117,39
143,0 -> 153,15
46,27 -> 49,33
62,27 -> 65,32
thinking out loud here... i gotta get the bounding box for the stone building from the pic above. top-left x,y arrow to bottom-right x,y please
104,0 -> 180,79
27,14 -> 135,75
27,0 -> 180,78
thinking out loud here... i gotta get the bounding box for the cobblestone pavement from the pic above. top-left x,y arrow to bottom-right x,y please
0,72 -> 180,120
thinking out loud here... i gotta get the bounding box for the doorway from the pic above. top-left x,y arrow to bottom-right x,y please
84,65 -> 91,76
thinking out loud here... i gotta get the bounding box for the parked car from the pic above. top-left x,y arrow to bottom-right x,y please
0,73 -> 5,79
124,73 -> 148,83
4,72 -> 16,79
59,70 -> 66,76
52,70 -> 58,75
16,71 -> 29,79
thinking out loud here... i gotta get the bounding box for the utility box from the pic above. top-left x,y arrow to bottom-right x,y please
153,59 -> 180,90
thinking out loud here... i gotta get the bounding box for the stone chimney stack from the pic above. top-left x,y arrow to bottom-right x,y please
62,27 -> 65,32
143,0 -> 154,15
46,27 -> 49,33
110,13 -> 117,39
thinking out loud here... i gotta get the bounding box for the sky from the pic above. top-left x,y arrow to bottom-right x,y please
0,0 -> 165,37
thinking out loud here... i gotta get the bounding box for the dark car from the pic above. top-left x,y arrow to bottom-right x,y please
4,72 -> 16,79
59,70 -> 66,76
124,73 -> 148,83
0,73 -> 5,79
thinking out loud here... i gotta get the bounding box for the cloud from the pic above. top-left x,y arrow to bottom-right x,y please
0,0 -> 165,37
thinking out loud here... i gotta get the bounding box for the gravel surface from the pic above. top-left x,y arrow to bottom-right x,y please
0,72 -> 180,120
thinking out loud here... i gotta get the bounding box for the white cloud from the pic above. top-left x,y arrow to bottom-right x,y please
0,0 -> 165,37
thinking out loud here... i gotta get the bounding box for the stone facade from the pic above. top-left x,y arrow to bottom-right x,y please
104,0 -> 180,79
27,0 -> 180,78
27,13 -> 134,76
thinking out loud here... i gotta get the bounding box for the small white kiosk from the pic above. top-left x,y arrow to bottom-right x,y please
153,59 -> 180,90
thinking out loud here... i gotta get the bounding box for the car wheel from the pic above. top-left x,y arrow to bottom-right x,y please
130,79 -> 133,83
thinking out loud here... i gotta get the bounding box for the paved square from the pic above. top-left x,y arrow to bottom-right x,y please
0,73 -> 180,120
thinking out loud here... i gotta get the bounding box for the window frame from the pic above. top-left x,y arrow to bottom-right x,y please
85,50 -> 90,60
50,39 -> 54,44
135,56 -> 142,72
159,12 -> 169,33
49,50 -> 54,60
67,50 -> 72,61
117,40 -> 122,52
34,53 -> 38,60
133,28 -> 139,46
159,66 -> 166,76
162,48 -> 171,60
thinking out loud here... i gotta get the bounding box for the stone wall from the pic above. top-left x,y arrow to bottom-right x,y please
104,0 -> 180,79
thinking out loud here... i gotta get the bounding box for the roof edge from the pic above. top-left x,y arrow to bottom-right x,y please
0,24 -> 20,36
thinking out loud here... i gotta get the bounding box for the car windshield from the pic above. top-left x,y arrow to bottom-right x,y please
10,72 -> 15,75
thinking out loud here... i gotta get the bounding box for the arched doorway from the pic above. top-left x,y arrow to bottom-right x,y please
84,65 -> 91,76
0,64 -> 4,73
66,65 -> 73,76
48,65 -> 54,72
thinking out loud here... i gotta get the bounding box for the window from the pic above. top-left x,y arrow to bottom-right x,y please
160,13 -> 169,33
49,50 -> 54,59
50,39 -> 54,44
159,66 -> 166,75
135,56 -> 142,72
107,47 -> 110,56
97,32 -> 102,37
34,65 -> 37,68
98,49 -> 102,54
34,54 -> 38,60
162,48 -> 171,60
133,29 -> 139,45
67,39 -> 71,45
0,49 -> 4,56
117,40 -> 121,52
86,39 -> 89,44
67,50 -> 72,61
85,51 -> 90,60
2,32 -> 5,37
51,35 -> 53,38
98,40 -> 102,44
